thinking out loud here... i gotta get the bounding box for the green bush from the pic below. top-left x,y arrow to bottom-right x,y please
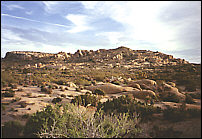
93,88 -> 105,96
41,87 -> 52,94
20,102 -> 27,108
2,120 -> 24,138
52,97 -> 62,104
162,104 -> 201,121
2,90 -> 15,97
97,95 -> 160,121
22,114 -> 30,119
2,105 -> 6,111
23,105 -> 62,138
75,79 -> 91,86
185,94 -> 195,104
24,104 -> 142,138
10,83 -> 18,89
61,94 -> 66,98
189,92 -> 201,99
71,94 -> 98,107
55,79 -> 67,85
11,97 -> 21,103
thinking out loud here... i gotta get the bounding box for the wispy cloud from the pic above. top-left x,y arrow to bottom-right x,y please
3,4 -> 25,10
65,14 -> 93,33
2,13 -> 71,29
25,11 -> 33,15
42,1 -> 59,13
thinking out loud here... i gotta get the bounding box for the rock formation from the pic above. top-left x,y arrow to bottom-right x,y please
4,46 -> 189,67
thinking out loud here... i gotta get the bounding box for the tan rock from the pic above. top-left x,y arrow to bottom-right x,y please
130,89 -> 156,99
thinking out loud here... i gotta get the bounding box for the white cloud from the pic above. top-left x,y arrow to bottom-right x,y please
65,14 -> 93,33
2,28 -> 24,42
4,4 -> 25,10
42,1 -> 59,13
81,1 -> 180,51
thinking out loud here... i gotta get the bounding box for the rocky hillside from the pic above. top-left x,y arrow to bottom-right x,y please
4,46 -> 189,66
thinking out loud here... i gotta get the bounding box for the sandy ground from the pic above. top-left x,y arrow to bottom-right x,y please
1,85 -> 201,127
1,85 -> 87,126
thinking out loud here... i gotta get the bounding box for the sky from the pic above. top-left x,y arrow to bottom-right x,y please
1,1 -> 201,63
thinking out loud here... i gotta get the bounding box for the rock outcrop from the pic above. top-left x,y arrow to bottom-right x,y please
4,46 -> 189,66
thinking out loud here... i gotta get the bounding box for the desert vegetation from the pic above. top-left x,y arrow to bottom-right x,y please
1,47 -> 201,138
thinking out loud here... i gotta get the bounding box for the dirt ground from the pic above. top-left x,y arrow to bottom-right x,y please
1,85 -> 201,128
1,85 -> 87,126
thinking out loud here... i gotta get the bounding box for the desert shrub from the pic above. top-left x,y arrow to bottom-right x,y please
93,88 -> 105,96
2,105 -> 6,111
71,94 -> 98,107
65,87 -> 69,90
185,84 -> 197,92
161,92 -> 180,103
151,126 -> 182,138
10,108 -> 15,111
23,104 -> 62,138
20,102 -> 27,108
76,87 -> 81,92
48,85 -> 53,89
25,104 -> 142,138
28,108 -> 31,110
85,91 -> 92,95
75,79 -> 91,86
188,92 -> 201,99
11,97 -> 21,103
185,94 -> 195,104
15,97 -> 21,101
94,74 -> 105,81
111,80 -> 121,85
10,84 -> 18,89
27,93 -> 32,97
2,90 -> 15,97
61,94 -> 66,98
41,86 -> 52,94
2,81 -> 9,88
186,108 -> 201,118
55,79 -> 67,85
162,104 -> 200,122
2,120 -> 24,138
52,97 -> 62,104
17,88 -> 23,91
68,95 -> 73,97
22,114 -> 30,119
97,95 -> 160,121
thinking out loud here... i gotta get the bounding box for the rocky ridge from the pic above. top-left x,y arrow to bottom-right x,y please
4,46 -> 189,66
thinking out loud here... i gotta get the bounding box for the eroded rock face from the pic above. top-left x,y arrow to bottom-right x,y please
160,83 -> 186,102
66,82 -> 77,88
128,79 -> 157,91
85,83 -> 125,94
4,51 -> 71,61
129,89 -> 156,99
4,47 -> 189,65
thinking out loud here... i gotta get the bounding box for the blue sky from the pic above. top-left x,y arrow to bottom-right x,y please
1,1 -> 201,63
